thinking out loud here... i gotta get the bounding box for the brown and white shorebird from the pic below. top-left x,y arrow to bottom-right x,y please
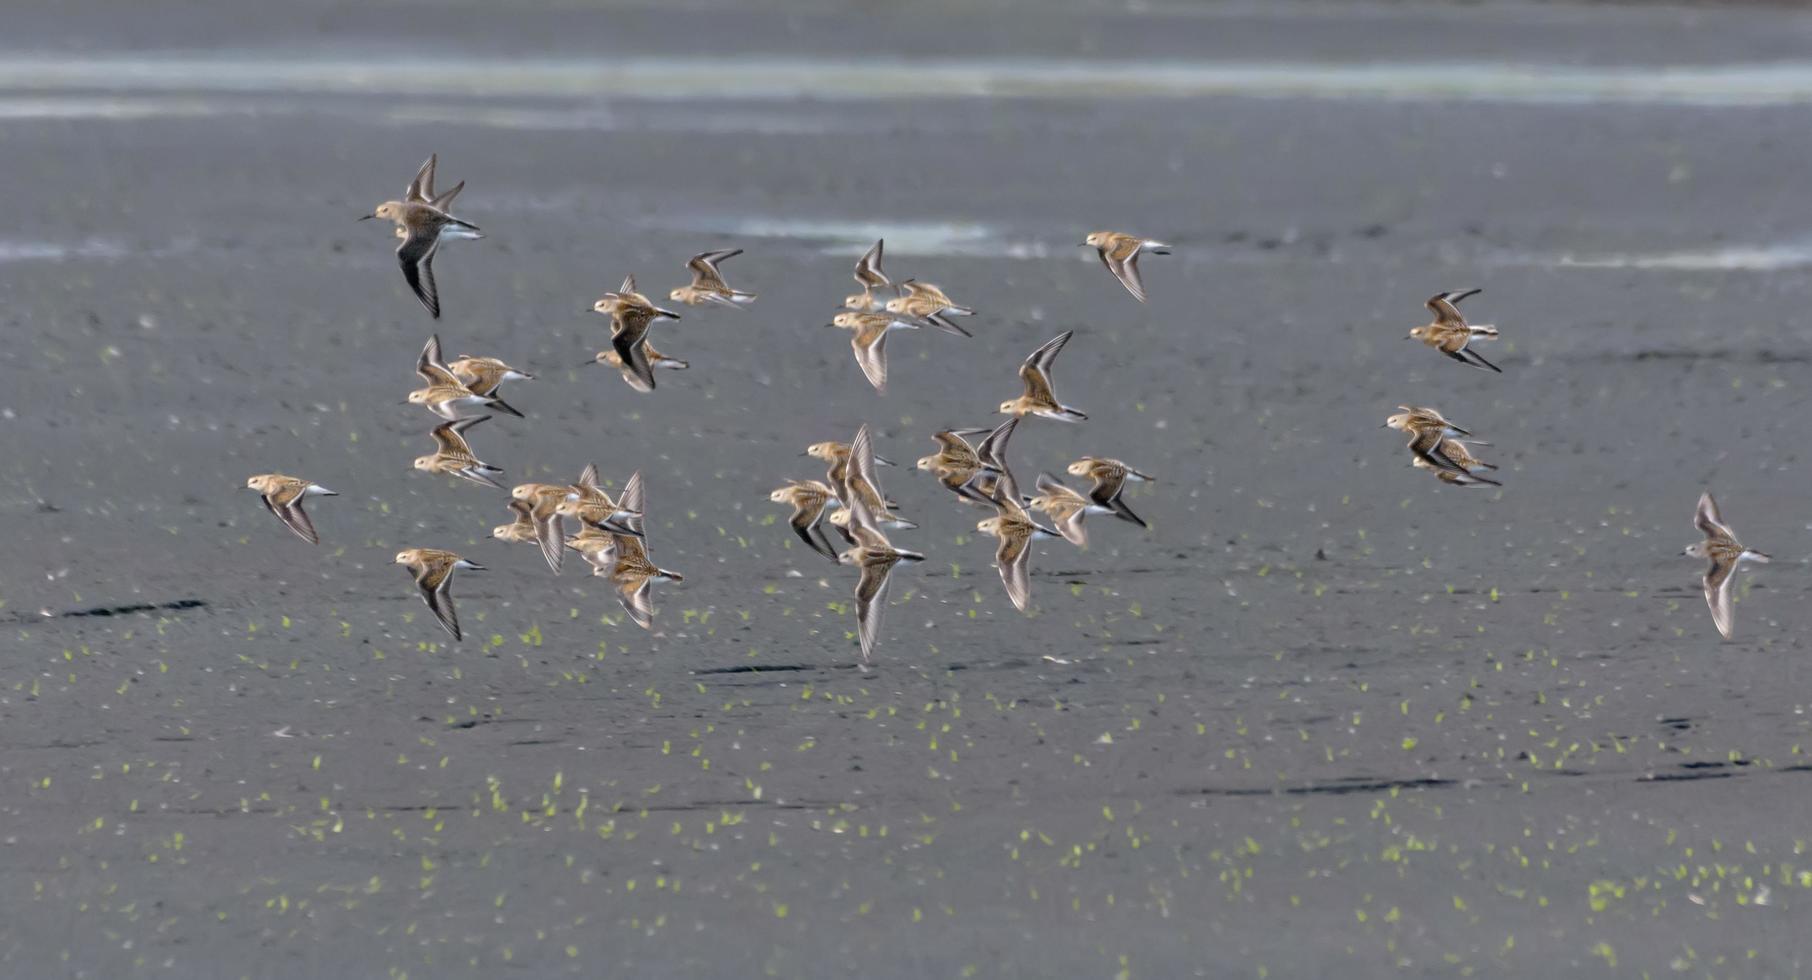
492,499 -> 540,545
924,417 -> 1018,508
362,155 -> 483,319
1384,406 -> 1500,487
844,239 -> 895,312
670,248 -> 756,310
1408,289 -> 1501,373
1083,231 -> 1169,303
915,425 -> 999,505
245,473 -> 337,544
586,343 -> 689,392
555,467 -> 643,539
805,438 -> 896,493
448,354 -> 534,416
591,280 -> 682,392
393,548 -> 482,641
565,527 -> 618,575
975,466 -> 1059,613
590,274 -> 652,317
837,426 -> 916,531
413,416 -> 506,490
885,280 -> 974,337
1001,331 -> 1086,422
1027,472 -> 1105,548
770,479 -> 843,562
830,311 -> 924,394
600,474 -> 681,631
1685,492 -> 1771,640
1409,437 -> 1499,488
837,426 -> 925,665
510,478 -> 579,573
1066,457 -> 1153,528
407,335 -> 523,420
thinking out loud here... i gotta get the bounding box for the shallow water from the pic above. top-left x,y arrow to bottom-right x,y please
12,53 -> 1812,106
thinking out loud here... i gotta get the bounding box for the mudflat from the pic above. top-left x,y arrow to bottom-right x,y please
3,2 -> 1812,976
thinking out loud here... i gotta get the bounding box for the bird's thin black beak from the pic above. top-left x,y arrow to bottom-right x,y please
359,214 -> 375,221
1077,242 -> 1090,247
577,359 -> 597,367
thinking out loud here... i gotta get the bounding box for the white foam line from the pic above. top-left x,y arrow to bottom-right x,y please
1540,241 -> 1812,271
7,54 -> 1812,105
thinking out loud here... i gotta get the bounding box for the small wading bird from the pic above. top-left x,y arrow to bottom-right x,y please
246,473 -> 337,544
602,474 -> 682,632
1025,473 -> 1099,548
1408,288 -> 1501,372
976,464 -> 1059,613
885,280 -> 974,337
916,425 -> 999,506
1409,436 -> 1498,488
393,547 -> 482,641
407,335 -> 523,420
413,416 -> 506,490
1067,457 -> 1154,528
363,154 -> 483,319
1001,331 -> 1086,422
804,438 -> 895,492
1384,406 -> 1501,487
670,248 -> 756,310
492,499 -> 539,544
830,311 -> 927,394
1083,231 -> 1169,303
836,425 -> 924,664
1685,492 -> 1771,640
770,479 -> 843,562
555,467 -> 643,540
591,277 -> 682,392
448,353 -> 534,416
587,344 -> 690,391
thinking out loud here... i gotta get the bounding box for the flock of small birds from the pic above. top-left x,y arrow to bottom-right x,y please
246,153 -> 1764,660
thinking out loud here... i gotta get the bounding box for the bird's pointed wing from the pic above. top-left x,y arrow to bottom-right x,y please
1425,288 -> 1479,326
618,578 -> 656,631
612,328 -> 657,392
1059,506 -> 1090,549
1103,247 -> 1148,303
854,558 -> 895,663
432,416 -> 486,453
1704,555 -> 1737,640
1019,332 -> 1070,402
534,510 -> 565,573
849,425 -> 885,507
687,249 -> 739,289
406,154 -> 436,203
416,334 -> 460,386
428,571 -> 463,641
975,417 -> 1019,474
264,494 -> 320,544
855,239 -> 889,288
790,499 -> 837,560
996,528 -> 1032,612
1695,492 -> 1736,543
852,326 -> 890,393
398,231 -> 442,319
